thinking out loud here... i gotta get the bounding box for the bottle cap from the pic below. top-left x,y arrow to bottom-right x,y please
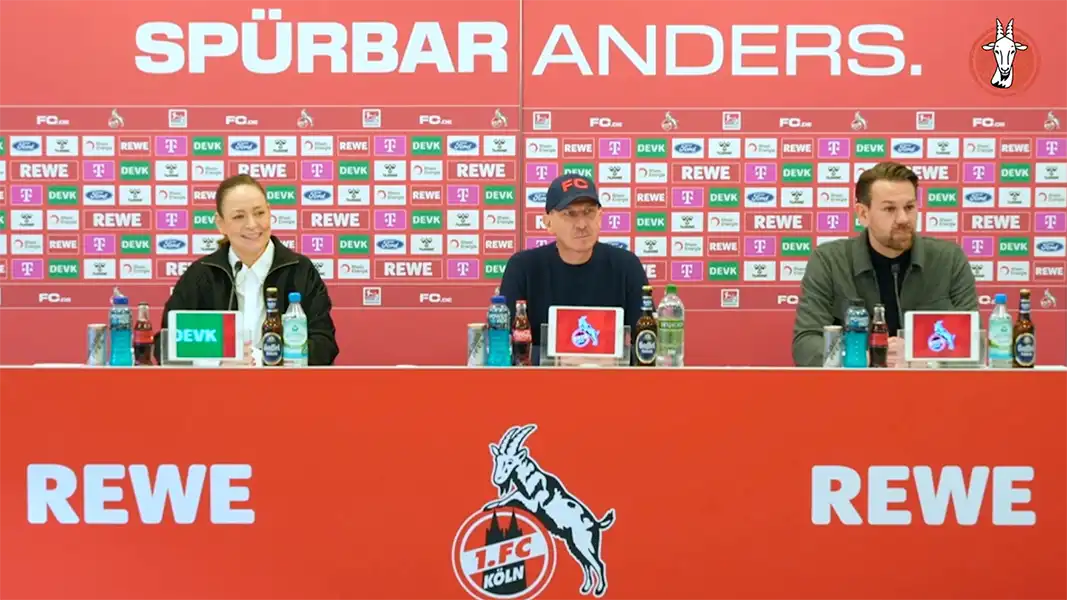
491,295 -> 506,303
665,284 -> 677,294
850,298 -> 864,306
113,296 -> 129,305
288,292 -> 301,302
995,293 -> 1007,303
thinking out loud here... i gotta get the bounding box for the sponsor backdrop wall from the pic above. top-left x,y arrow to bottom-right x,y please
0,0 -> 1064,366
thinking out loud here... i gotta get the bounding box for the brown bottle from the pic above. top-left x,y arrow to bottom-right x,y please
1012,289 -> 1035,368
512,300 -> 532,366
261,287 -> 284,366
133,302 -> 154,365
869,304 -> 888,367
634,294 -> 658,366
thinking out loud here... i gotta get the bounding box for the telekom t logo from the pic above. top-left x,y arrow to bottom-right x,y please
92,164 -> 105,177
311,163 -> 324,177
754,165 -> 768,180
972,165 -> 986,179
457,262 -> 470,276
165,139 -> 178,153
971,239 -> 984,253
1045,215 -> 1059,229
165,213 -> 178,227
457,188 -> 470,202
384,138 -> 397,153
826,141 -> 842,156
21,262 -> 34,276
681,263 -> 694,278
384,213 -> 397,227
312,237 -> 324,252
1047,140 -> 1061,155
19,188 -> 33,202
608,141 -> 622,155
535,165 -> 548,180
826,215 -> 840,229
754,239 -> 767,253
608,215 -> 621,229
681,190 -> 694,205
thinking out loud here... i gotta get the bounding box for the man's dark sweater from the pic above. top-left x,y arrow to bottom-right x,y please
499,242 -> 649,356
867,239 -> 911,335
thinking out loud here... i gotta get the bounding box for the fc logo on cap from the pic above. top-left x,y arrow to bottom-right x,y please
560,177 -> 590,192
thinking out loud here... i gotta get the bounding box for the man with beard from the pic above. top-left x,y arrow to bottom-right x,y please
792,161 -> 978,367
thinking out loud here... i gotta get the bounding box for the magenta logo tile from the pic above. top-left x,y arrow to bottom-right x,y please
671,187 -> 702,208
301,234 -> 334,255
155,136 -> 188,156
601,212 -> 631,232
962,236 -> 995,257
598,138 -> 631,159
818,138 -> 850,159
301,160 -> 334,180
447,259 -> 480,279
374,210 -> 407,230
963,162 -> 996,183
671,261 -> 703,281
744,236 -> 776,256
83,161 -> 116,181
744,163 -> 778,183
11,259 -> 44,279
373,136 -> 407,156
1036,138 -> 1065,158
155,210 -> 188,230
1035,212 -> 1065,232
84,234 -> 117,254
817,211 -> 850,232
447,185 -> 479,205
525,163 -> 558,183
526,237 -> 554,249
10,185 -> 43,205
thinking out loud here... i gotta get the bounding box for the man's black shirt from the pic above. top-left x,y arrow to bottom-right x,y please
867,238 -> 912,335
499,242 -> 649,356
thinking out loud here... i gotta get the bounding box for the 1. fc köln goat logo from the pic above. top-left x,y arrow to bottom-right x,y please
451,424 -> 616,599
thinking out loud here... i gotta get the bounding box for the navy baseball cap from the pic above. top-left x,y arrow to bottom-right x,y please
545,173 -> 600,213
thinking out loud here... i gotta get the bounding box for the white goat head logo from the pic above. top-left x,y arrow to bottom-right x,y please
485,424 -> 616,597
981,18 -> 1028,89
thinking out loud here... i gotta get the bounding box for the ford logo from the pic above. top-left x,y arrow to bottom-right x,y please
13,140 -> 40,152
747,192 -> 774,203
377,239 -> 404,250
159,238 -> 187,250
1037,241 -> 1065,252
674,142 -> 701,154
449,140 -> 477,152
607,241 -> 629,249
892,142 -> 921,154
86,190 -> 113,201
965,192 -> 993,203
528,192 -> 547,204
303,189 -> 331,201
230,140 -> 258,152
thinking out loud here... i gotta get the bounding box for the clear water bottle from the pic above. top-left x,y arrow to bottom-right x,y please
656,284 -> 685,367
108,286 -> 133,366
282,291 -> 308,367
842,299 -> 869,368
486,295 -> 512,367
987,293 -> 1013,368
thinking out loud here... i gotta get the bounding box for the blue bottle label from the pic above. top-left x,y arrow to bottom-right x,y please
1014,333 -> 1035,365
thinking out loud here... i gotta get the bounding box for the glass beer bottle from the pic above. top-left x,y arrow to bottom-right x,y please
634,294 -> 658,367
1012,289 -> 1035,368
261,287 -> 284,367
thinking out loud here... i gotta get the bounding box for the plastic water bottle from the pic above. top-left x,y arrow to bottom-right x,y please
987,293 -> 1013,368
656,284 -> 685,366
842,299 -> 870,368
108,287 -> 133,366
282,291 -> 308,367
486,295 -> 512,367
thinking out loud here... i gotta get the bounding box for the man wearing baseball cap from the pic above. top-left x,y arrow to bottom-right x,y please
500,173 -> 649,364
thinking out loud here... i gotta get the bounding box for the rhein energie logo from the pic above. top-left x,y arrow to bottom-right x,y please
452,424 -> 616,599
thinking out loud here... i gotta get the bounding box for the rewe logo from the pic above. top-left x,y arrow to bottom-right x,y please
452,425 -> 616,599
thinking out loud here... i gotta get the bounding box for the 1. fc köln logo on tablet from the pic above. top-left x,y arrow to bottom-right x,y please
451,424 -> 616,599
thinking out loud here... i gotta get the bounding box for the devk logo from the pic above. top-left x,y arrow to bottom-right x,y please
451,425 -> 616,599
927,320 -> 957,353
571,316 -> 600,349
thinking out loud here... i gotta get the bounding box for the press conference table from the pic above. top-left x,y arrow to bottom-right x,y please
1,366 -> 1065,600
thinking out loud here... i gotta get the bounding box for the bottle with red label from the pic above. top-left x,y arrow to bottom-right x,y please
869,303 -> 888,367
512,300 -> 532,366
133,302 -> 155,365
